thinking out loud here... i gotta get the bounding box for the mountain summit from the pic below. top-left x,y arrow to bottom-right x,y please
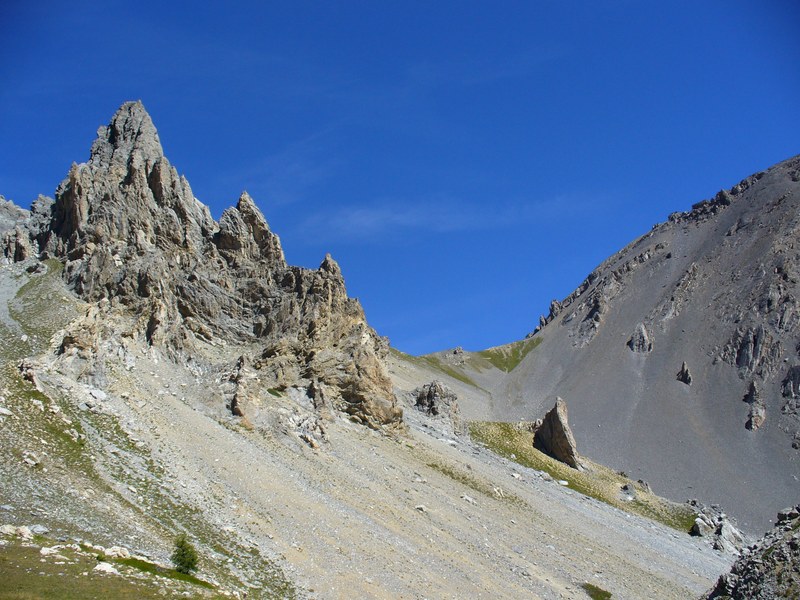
5,101 -> 401,430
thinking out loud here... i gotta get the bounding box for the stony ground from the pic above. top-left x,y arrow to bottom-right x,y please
0,259 -> 734,599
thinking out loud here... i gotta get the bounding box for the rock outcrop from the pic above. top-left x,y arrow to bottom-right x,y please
627,322 -> 653,353
742,381 -> 766,431
688,500 -> 747,556
6,101 -> 402,430
413,380 -> 464,434
703,504 -> 800,599
677,361 -> 693,385
533,397 -> 582,470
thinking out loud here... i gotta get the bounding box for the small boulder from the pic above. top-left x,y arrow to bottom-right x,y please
743,381 -> 766,431
93,562 -> 120,575
105,546 -> 130,559
677,361 -> 692,385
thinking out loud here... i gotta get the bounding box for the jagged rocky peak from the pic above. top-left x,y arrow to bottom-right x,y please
217,191 -> 286,268
90,100 -> 164,169
45,100 -> 214,262
13,101 -> 402,430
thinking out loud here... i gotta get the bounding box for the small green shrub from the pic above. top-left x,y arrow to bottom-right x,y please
581,582 -> 612,599
170,533 -> 199,574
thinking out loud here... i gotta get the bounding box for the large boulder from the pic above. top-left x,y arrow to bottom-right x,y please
413,381 -> 464,435
533,397 -> 582,470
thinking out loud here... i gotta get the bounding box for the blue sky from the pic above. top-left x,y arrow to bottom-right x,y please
1,1 -> 798,354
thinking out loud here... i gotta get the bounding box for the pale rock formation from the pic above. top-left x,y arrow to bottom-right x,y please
7,101 -> 402,430
413,380 -> 464,435
627,322 -> 653,353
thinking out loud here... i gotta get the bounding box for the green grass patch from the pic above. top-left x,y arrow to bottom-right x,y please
468,421 -> 697,532
114,557 -> 214,589
0,540 -> 221,600
267,388 -> 282,398
582,582 -> 612,599
390,348 -> 479,388
476,337 -> 542,373
8,260 -> 80,348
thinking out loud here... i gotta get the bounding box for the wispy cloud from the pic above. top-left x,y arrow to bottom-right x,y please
213,128 -> 344,206
297,193 -> 604,243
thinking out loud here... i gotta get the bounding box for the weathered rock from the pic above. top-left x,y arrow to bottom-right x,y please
413,381 -> 464,435
781,365 -> 800,399
93,562 -> 120,575
691,515 -> 715,537
742,381 -> 766,431
627,322 -> 653,353
704,503 -> 800,599
533,398 -> 582,470
688,500 -> 747,556
677,361 -> 692,385
10,101 -> 402,430
720,325 -> 782,378
105,545 -> 131,559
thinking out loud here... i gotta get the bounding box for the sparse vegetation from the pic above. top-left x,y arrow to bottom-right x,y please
582,582 -> 612,599
424,458 -> 525,508
0,538 -> 220,599
171,534 -> 199,574
469,421 -> 697,532
390,347 -> 479,388
476,337 -> 542,372
118,556 -> 212,588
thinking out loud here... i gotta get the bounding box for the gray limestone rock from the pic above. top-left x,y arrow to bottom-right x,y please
704,503 -> 800,599
627,322 -> 653,353
688,500 -> 747,556
743,381 -> 766,431
11,101 -> 402,430
414,381 -> 464,435
533,397 -> 582,470
677,361 -> 693,385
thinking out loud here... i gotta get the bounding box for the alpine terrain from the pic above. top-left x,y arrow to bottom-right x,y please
0,101 -> 795,598
422,154 -> 800,535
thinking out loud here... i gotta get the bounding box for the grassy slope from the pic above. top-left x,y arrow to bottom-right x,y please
0,537 -> 223,600
469,422 -> 697,533
391,336 -> 543,389
474,337 -> 542,373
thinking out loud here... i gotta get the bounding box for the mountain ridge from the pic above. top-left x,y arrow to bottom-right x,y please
427,154 -> 800,532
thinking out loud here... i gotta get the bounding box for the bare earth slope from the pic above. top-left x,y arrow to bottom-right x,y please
450,157 -> 800,533
0,260 -> 730,598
